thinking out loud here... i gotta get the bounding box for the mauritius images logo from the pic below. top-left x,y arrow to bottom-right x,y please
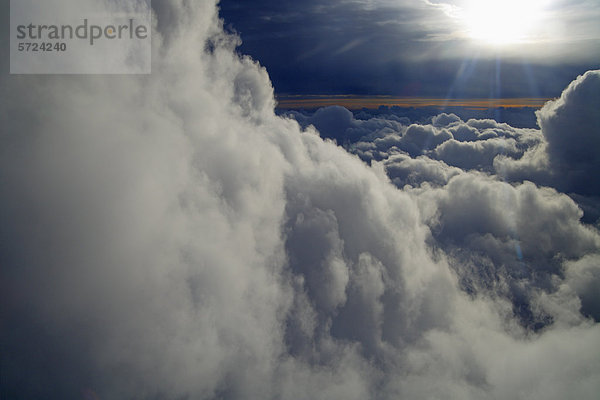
10,0 -> 151,74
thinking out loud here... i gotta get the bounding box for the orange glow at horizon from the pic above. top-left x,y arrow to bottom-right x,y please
276,96 -> 551,110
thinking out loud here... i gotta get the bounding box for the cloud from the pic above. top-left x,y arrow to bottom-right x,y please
400,124 -> 453,156
409,173 -> 599,325
383,153 -> 463,187
562,255 -> 600,321
433,137 -> 520,171
496,70 -> 600,196
537,70 -> 600,194
0,1 -> 599,399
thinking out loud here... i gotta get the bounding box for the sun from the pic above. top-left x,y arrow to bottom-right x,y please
462,0 -> 548,45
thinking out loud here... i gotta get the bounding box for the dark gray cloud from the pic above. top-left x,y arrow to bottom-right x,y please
1,1 -> 599,399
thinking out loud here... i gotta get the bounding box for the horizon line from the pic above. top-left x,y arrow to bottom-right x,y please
275,96 -> 553,110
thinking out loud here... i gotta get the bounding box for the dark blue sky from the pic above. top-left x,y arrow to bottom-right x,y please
219,0 -> 600,98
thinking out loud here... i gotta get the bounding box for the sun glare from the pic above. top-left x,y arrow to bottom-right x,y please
462,0 -> 548,45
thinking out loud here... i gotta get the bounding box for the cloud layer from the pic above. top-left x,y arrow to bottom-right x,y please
1,1 -> 599,399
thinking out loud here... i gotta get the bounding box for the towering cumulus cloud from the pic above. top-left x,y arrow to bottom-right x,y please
1,1 -> 599,399
495,70 -> 600,195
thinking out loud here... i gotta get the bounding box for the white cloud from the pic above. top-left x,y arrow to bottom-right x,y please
537,69 -> 600,194
383,153 -> 463,187
496,70 -> 600,196
433,137 -> 521,171
0,1 -> 599,399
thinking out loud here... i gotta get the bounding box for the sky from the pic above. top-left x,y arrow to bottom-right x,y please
1,1 -> 600,399
219,0 -> 600,97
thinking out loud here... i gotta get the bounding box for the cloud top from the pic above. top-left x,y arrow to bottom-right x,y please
0,1 -> 599,399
